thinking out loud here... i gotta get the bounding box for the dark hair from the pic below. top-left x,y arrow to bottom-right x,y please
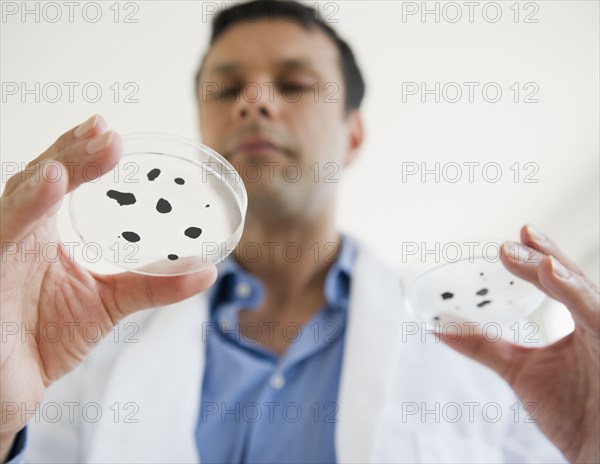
195,0 -> 365,112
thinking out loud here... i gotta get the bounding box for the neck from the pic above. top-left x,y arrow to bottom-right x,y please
233,206 -> 341,300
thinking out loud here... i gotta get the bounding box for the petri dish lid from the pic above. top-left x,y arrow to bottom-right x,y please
404,254 -> 546,329
69,132 -> 247,276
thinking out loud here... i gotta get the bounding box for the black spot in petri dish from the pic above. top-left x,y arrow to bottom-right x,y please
476,288 -> 489,296
206,204 -> 210,208
106,190 -> 136,206
174,177 -> 185,185
433,316 -> 441,321
441,292 -> 454,300
147,169 -> 161,181
122,231 -> 141,243
184,227 -> 202,239
156,198 -> 172,213
480,272 -> 484,276
168,254 -> 178,261
509,281 -> 514,285
477,300 -> 492,308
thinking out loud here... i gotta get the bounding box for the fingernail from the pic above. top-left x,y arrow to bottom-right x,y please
550,256 -> 571,279
74,114 -> 99,138
525,224 -> 545,243
503,241 -> 530,263
86,131 -> 113,154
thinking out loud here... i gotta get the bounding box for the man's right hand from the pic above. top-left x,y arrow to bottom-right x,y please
0,115 -> 217,460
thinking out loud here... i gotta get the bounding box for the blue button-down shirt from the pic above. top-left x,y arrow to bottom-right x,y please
197,236 -> 356,464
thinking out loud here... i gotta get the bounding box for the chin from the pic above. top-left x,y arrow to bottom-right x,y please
232,159 -> 291,185
246,180 -> 321,222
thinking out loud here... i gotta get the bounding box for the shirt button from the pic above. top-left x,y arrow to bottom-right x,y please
220,319 -> 229,331
270,373 -> 286,389
235,281 -> 252,299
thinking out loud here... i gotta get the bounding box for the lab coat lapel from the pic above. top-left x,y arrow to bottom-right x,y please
336,243 -> 405,463
87,293 -> 209,463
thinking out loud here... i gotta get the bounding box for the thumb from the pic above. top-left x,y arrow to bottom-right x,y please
95,265 -> 218,321
436,318 -> 520,380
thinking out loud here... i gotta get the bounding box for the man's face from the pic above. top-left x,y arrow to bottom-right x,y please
197,20 -> 362,218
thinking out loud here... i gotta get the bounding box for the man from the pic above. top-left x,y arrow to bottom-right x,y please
1,1 -> 598,462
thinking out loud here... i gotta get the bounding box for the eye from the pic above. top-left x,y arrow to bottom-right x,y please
218,85 -> 243,99
202,83 -> 243,102
279,82 -> 313,100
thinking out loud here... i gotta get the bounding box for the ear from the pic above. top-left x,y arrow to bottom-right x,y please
343,110 -> 364,168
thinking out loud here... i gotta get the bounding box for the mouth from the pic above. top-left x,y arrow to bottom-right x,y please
229,135 -> 289,159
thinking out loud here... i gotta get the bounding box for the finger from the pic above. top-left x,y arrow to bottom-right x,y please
436,320 -> 523,380
52,130 -> 122,193
501,242 -> 600,332
3,115 -> 108,197
52,113 -> 108,154
25,131 -> 120,192
0,161 -> 69,245
520,224 -> 586,277
538,255 -> 600,332
0,130 -> 120,247
502,237 -> 600,301
500,241 -> 549,294
95,266 -> 218,321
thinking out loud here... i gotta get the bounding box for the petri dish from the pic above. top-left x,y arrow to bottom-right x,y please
404,252 -> 546,329
70,132 -> 247,276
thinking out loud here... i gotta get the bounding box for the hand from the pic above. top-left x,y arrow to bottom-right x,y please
438,225 -> 599,463
0,115 -> 217,460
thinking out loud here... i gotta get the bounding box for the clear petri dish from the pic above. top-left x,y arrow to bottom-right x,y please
69,132 -> 247,276
404,252 -> 546,329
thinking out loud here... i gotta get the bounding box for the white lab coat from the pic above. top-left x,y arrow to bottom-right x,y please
24,241 -> 565,463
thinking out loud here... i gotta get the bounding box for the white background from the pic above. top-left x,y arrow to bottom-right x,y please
1,0 -> 598,340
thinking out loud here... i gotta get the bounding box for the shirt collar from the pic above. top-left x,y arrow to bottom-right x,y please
209,234 -> 357,314
323,234 -> 355,311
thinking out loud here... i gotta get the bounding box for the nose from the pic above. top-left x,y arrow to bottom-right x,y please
232,81 -> 279,123
240,106 -> 269,118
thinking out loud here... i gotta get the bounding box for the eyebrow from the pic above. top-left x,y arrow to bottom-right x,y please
209,63 -> 240,76
207,59 -> 316,76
